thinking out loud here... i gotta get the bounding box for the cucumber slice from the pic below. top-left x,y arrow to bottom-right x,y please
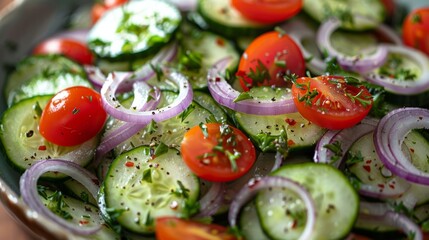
10,72 -> 92,106
0,96 -> 98,177
5,54 -> 85,106
103,146 -> 199,234
112,91 -> 214,156
88,0 -> 181,61
38,188 -> 119,240
303,0 -> 386,31
176,25 -> 240,89
197,0 -> 273,39
239,201 -> 270,240
193,91 -> 228,122
257,163 -> 359,239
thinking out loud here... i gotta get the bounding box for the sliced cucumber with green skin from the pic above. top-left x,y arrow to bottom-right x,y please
104,146 -> 200,234
0,96 -> 98,177
176,25 -> 240,89
39,188 -> 120,240
10,72 -> 92,106
239,201 -> 270,240
257,163 -> 359,239
193,91 -> 228,122
62,179 -> 98,206
88,0 -> 181,61
303,0 -> 386,31
330,30 -> 378,57
197,0 -> 273,39
5,54 -> 85,107
113,91 -> 214,156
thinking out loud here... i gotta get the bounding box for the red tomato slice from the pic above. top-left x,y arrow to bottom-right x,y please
402,7 -> 429,56
291,76 -> 373,130
39,86 -> 107,146
231,0 -> 302,24
181,123 -> 256,182
236,31 -> 306,91
91,0 -> 128,24
155,217 -> 239,240
33,38 -> 94,65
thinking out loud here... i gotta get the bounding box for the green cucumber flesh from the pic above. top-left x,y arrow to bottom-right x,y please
88,0 -> 181,61
0,96 -> 98,177
103,146 -> 199,234
303,0 -> 386,31
257,163 -> 359,239
5,54 -> 85,107
239,201 -> 270,240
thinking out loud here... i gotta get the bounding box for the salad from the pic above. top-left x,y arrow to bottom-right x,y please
1,0 -> 429,239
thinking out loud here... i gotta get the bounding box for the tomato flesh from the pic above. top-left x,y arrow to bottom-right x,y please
231,0 -> 302,24
33,38 -> 94,65
291,76 -> 373,130
39,86 -> 107,146
181,123 -> 256,182
155,217 -> 238,240
237,31 -> 306,91
402,7 -> 429,56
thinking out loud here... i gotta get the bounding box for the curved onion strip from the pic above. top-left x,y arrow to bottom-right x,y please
194,182 -> 225,218
96,83 -> 162,160
228,176 -> 316,240
282,18 -> 326,75
271,151 -> 284,172
207,58 -> 297,115
317,17 -> 388,73
375,23 -> 402,45
166,0 -> 197,11
101,69 -> 192,123
365,44 -> 429,95
314,118 -> 378,167
374,107 -> 429,184
85,43 -> 178,92
20,160 -> 101,235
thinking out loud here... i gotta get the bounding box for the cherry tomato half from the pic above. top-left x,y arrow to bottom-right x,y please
231,0 -> 302,24
155,217 -> 239,240
402,7 -> 429,56
91,0 -> 128,24
33,38 -> 94,65
236,31 -> 306,91
291,76 -> 373,130
181,123 -> 256,182
39,86 -> 107,146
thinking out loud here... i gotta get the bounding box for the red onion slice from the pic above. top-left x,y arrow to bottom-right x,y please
317,17 -> 388,73
365,44 -> 429,95
194,182 -> 225,218
52,28 -> 89,44
101,68 -> 192,123
374,107 -> 429,184
20,160 -> 101,235
228,176 -> 316,240
207,58 -> 297,115
314,117 -> 378,167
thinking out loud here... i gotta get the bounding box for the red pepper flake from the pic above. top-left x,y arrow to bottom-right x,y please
363,165 -> 371,173
287,139 -> 295,146
389,184 -> 395,189
285,118 -> 297,126
378,183 -> 385,189
291,219 -> 298,229
125,161 -> 134,167
365,160 -> 372,164
79,220 -> 89,225
409,148 -> 415,153
215,37 -> 225,47
38,145 -> 47,151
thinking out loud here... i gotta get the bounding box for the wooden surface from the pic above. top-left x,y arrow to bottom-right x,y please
0,0 -> 35,239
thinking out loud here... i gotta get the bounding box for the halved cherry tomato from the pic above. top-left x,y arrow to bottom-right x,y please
236,31 -> 306,91
231,0 -> 302,24
155,217 -> 239,240
181,123 -> 256,182
91,0 -> 128,24
39,86 -> 107,146
402,7 -> 429,56
33,38 -> 94,65
291,76 -> 373,130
